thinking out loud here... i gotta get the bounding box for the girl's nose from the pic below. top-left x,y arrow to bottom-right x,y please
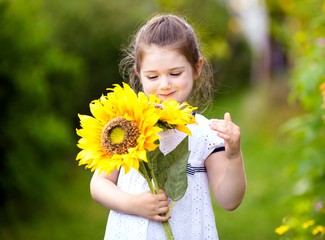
159,76 -> 171,90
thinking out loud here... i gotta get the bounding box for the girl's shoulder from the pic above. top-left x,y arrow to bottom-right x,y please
158,113 -> 224,157
191,113 -> 220,136
193,113 -> 209,124
188,113 -> 224,153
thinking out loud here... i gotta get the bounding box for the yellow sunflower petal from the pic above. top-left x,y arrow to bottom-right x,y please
175,124 -> 192,136
76,83 -> 164,174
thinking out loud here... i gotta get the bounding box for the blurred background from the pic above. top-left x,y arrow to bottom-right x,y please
0,0 -> 324,239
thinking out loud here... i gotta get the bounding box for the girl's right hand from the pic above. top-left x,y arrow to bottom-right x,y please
132,189 -> 171,222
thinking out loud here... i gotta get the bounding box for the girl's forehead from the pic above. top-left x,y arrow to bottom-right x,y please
140,46 -> 189,70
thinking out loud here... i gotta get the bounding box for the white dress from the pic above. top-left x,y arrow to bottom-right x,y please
104,113 -> 225,240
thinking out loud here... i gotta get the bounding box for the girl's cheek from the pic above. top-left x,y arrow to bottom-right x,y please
147,83 -> 157,93
142,86 -> 154,96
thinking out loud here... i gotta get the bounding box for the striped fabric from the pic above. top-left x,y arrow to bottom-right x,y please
211,146 -> 225,154
186,147 -> 225,175
186,163 -> 207,175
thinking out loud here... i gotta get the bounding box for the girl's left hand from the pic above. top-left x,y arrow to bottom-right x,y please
209,112 -> 241,160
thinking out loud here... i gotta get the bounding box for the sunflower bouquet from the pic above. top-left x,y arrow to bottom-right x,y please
76,83 -> 197,240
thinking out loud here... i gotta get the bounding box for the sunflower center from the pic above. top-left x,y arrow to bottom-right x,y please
109,127 -> 125,144
101,117 -> 140,155
154,103 -> 165,110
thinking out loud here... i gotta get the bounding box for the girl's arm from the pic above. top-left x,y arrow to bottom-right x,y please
90,169 -> 170,222
205,112 -> 247,211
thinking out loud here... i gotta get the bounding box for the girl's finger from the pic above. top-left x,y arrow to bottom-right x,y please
224,112 -> 232,122
153,214 -> 171,222
209,120 -> 226,131
217,132 -> 230,141
157,190 -> 168,200
158,206 -> 169,214
210,122 -> 232,135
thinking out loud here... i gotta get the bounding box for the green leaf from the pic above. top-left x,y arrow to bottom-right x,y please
148,144 -> 171,190
147,136 -> 190,201
138,161 -> 152,183
164,137 -> 190,201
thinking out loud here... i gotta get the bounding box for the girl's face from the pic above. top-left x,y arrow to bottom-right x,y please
137,45 -> 202,103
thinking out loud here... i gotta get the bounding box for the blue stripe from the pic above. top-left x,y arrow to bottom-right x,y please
186,163 -> 207,175
211,146 -> 225,154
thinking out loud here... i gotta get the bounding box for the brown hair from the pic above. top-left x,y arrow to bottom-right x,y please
119,14 -> 214,109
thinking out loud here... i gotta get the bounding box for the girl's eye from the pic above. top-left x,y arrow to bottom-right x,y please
147,75 -> 158,80
170,72 -> 182,77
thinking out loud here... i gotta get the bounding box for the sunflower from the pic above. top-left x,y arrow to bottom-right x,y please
154,99 -> 197,136
76,83 -> 198,175
76,83 -> 162,174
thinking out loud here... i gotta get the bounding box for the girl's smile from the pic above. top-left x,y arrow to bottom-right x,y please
138,45 -> 201,103
158,91 -> 176,98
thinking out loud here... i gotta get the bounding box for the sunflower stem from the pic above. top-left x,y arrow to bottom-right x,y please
162,221 -> 174,240
162,222 -> 171,240
166,201 -> 175,216
151,167 -> 160,193
139,161 -> 155,194
147,161 -> 175,240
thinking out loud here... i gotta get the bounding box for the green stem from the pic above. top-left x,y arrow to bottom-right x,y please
166,201 -> 175,239
139,161 -> 155,193
163,221 -> 174,240
165,202 -> 175,238
147,160 -> 159,192
146,161 -> 175,240
141,163 -> 174,239
166,201 -> 175,216
162,221 -> 172,240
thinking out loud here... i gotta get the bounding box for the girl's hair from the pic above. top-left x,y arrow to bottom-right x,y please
119,13 -> 214,109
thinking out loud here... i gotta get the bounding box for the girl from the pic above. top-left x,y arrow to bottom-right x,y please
90,14 -> 246,240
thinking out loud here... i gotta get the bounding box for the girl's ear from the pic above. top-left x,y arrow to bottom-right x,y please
194,57 -> 204,80
134,65 -> 142,82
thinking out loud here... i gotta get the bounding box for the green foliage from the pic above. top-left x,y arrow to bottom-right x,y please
266,0 -> 325,238
0,0 -> 85,215
42,0 -> 159,102
164,136 -> 189,201
147,136 -> 189,201
0,0 -> 159,222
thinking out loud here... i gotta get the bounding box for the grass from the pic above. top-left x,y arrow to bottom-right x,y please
1,83 -> 302,240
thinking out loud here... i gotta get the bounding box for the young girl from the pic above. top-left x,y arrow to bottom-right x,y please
90,14 -> 246,240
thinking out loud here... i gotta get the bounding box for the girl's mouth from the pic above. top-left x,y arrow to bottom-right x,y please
159,92 -> 175,98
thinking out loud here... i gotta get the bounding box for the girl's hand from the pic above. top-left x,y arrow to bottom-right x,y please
133,189 -> 170,222
209,112 -> 241,160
